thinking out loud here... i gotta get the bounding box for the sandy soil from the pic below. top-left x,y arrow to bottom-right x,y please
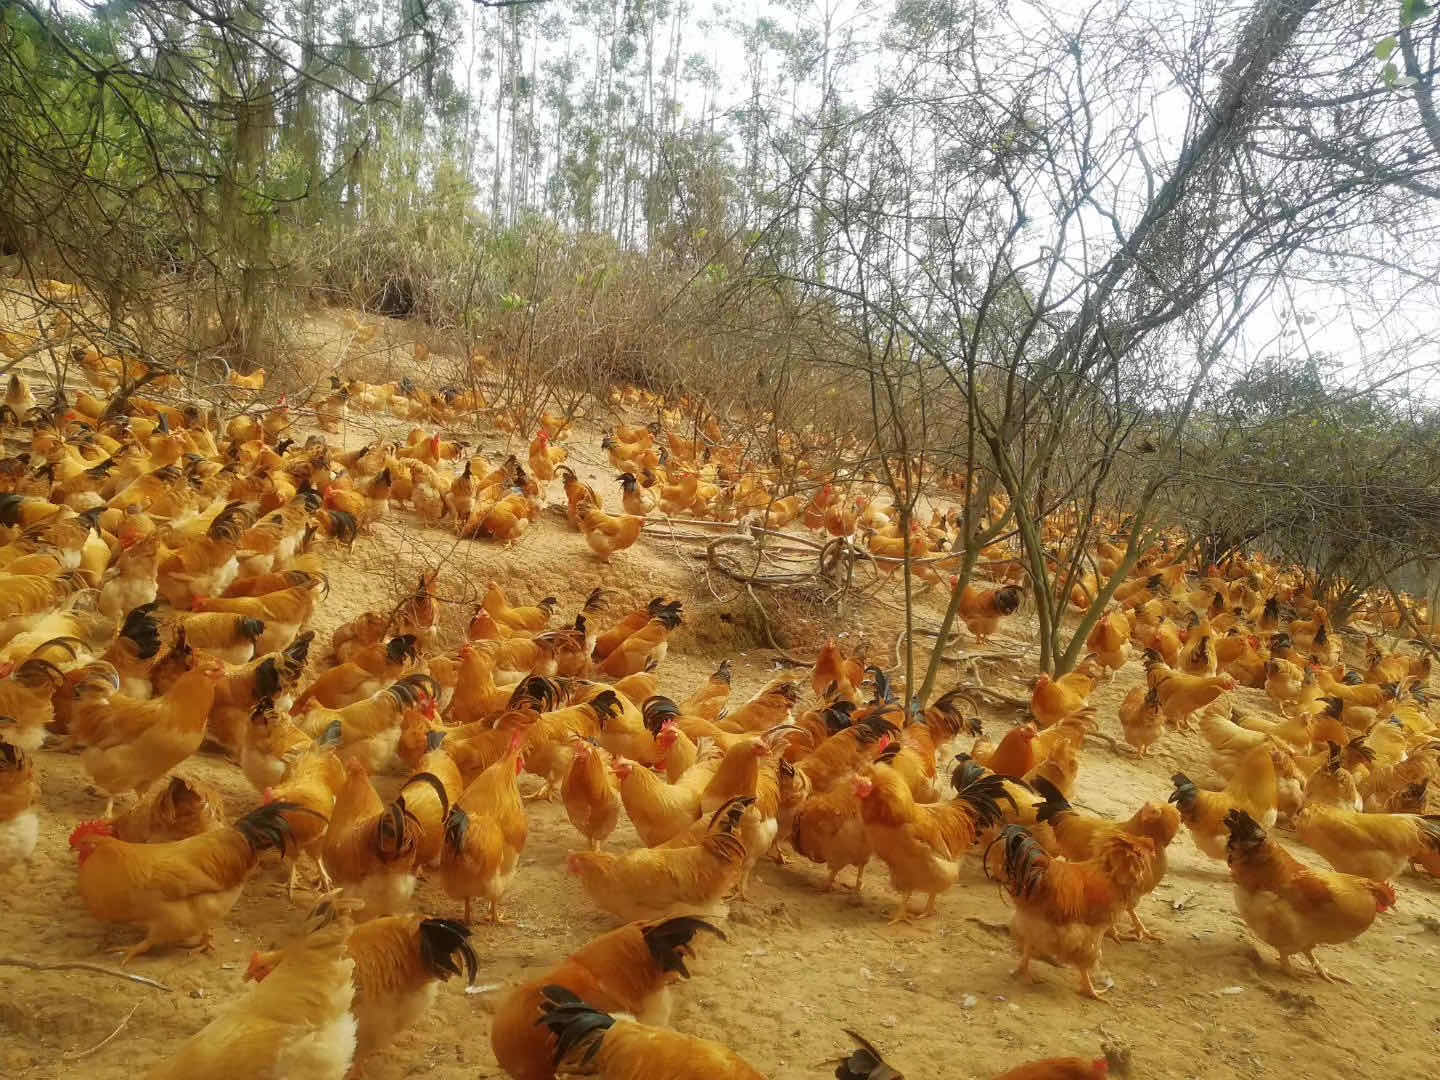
3,327 -> 1440,1079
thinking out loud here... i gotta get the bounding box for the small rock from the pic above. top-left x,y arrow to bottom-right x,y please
961,994 -> 978,1009
190,988 -> 204,999
1215,985 -> 1247,996
882,1014 -> 898,1028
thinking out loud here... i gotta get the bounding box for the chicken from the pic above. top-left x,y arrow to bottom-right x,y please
1224,808 -> 1395,982
1177,615 -> 1218,676
812,638 -> 865,703
171,610 -> 266,665
490,916 -> 724,1080
563,738 -> 621,850
959,583 -> 1024,643
1085,609 -> 1133,672
68,801 -> 305,963
148,899 -> 357,1080
155,499 -> 254,604
322,759 -> 424,917
299,673 -> 439,774
97,532 -> 161,619
856,761 -> 1014,923
593,597 -> 679,662
791,776 -> 871,891
443,460 -> 476,523
484,582 -> 556,633
110,773 -> 226,843
1265,657 -> 1308,714
579,505 -> 645,560
245,913 -> 477,1072
71,651 -> 227,816
439,731 -> 528,924
0,655 -> 65,751
555,466 -> 599,528
614,744 -> 719,846
1118,687 -> 1163,756
1301,741 -> 1364,811
596,606 -> 684,678
1032,777 -> 1180,941
1146,656 -> 1236,730
1168,743 -> 1278,860
263,749 -> 348,897
534,987 -> 766,1080
618,472 -> 656,516
529,430 -> 566,482
1295,803 -> 1440,880
292,635 -> 420,713
1030,662 -> 1101,730
567,796 -> 748,922
985,824 -> 1156,998
0,742 -> 39,871
987,724 -> 1038,779
192,574 -> 324,655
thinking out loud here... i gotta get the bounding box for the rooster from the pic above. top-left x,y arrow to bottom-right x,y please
69,801 -> 308,963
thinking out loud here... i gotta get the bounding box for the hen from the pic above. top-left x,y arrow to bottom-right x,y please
149,900 -> 357,1080
246,913 -> 477,1071
490,916 -> 723,1080
536,986 -> 767,1080
69,802 -> 304,963
1225,808 -> 1394,981
439,731 -> 528,924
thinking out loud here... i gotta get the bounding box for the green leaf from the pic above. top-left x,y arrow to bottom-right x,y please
1382,61 -> 1399,86
1374,36 -> 1397,60
1402,0 -> 1433,27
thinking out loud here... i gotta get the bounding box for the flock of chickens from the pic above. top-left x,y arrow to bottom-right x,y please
0,345 -> 1437,1080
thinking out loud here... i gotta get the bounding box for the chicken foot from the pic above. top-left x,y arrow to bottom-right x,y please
1111,908 -> 1165,944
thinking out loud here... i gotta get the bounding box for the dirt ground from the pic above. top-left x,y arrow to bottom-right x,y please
3,325 -> 1440,1079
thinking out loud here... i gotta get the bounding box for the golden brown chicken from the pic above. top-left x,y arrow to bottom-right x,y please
148,899 -> 356,1079
958,583 -> 1024,643
596,606 -> 684,678
0,741 -> 39,871
563,737 -> 621,850
985,824 -> 1156,998
791,776 -> 871,891
534,987 -> 767,1080
439,731 -> 528,924
1032,778 -> 1180,941
245,913 -> 477,1072
68,802 -> 305,963
490,916 -> 723,1080
579,504 -> 645,560
1225,808 -> 1394,981
322,759 -> 424,917
856,761 -> 1014,923
110,773 -> 225,843
568,796 -> 749,922
70,650 -> 226,816
1168,743 -> 1277,860
1085,608 -> 1133,672
1295,803 -> 1440,880
484,582 -> 556,633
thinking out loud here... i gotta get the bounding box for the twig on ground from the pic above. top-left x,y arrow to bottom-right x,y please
0,956 -> 173,992
62,1003 -> 140,1061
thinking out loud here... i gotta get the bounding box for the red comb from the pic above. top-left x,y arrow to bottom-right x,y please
68,820 -> 115,848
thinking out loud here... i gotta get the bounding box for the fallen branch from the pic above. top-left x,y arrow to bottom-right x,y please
954,684 -> 1031,710
0,956 -> 173,992
63,1003 -> 139,1061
